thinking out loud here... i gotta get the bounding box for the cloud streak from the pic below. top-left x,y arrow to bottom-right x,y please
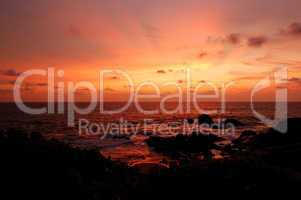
0,69 -> 21,77
156,70 -> 166,74
0,80 -> 15,85
226,33 -> 241,45
198,51 -> 208,59
247,36 -> 267,47
280,22 -> 301,36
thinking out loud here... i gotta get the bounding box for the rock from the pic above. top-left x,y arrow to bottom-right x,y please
274,118 -> 301,136
0,130 -> 6,140
6,128 -> 28,141
186,118 -> 195,124
224,118 -> 244,127
132,162 -> 168,174
254,118 -> 301,146
233,130 -> 256,144
254,130 -> 284,147
30,132 -> 43,141
105,133 -> 131,140
241,130 -> 256,137
169,160 -> 180,168
160,158 -> 168,165
146,132 -> 223,155
144,131 -> 154,136
198,114 -> 213,125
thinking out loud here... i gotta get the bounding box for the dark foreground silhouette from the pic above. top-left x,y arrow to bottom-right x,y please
146,133 -> 223,160
1,118 -> 301,199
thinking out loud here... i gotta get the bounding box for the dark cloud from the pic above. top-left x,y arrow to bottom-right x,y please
74,88 -> 91,93
0,80 -> 15,85
286,77 -> 301,83
23,82 -> 48,88
198,51 -> 208,59
156,70 -> 166,74
248,36 -> 267,47
235,76 -> 263,81
0,86 -> 33,94
1,69 -> 21,76
281,77 -> 301,88
22,85 -> 34,92
216,32 -> 268,48
104,87 -> 117,92
110,76 -> 119,80
35,83 -> 48,87
226,33 -> 241,45
10,82 -> 48,93
177,80 -> 184,84
281,22 -> 301,36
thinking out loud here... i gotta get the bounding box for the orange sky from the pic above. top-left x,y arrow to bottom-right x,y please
1,0 -> 301,102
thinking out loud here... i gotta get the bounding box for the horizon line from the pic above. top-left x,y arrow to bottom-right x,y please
1,101 -> 300,103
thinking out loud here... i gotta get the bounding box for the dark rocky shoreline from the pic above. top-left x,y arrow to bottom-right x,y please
1,118 -> 301,199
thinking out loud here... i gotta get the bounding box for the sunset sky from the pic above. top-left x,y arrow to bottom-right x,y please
1,0 -> 301,102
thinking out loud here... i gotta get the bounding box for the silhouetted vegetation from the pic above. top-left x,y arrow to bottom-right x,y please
146,132 -> 222,158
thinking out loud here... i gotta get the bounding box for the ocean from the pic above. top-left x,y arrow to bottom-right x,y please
1,102 -> 301,165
